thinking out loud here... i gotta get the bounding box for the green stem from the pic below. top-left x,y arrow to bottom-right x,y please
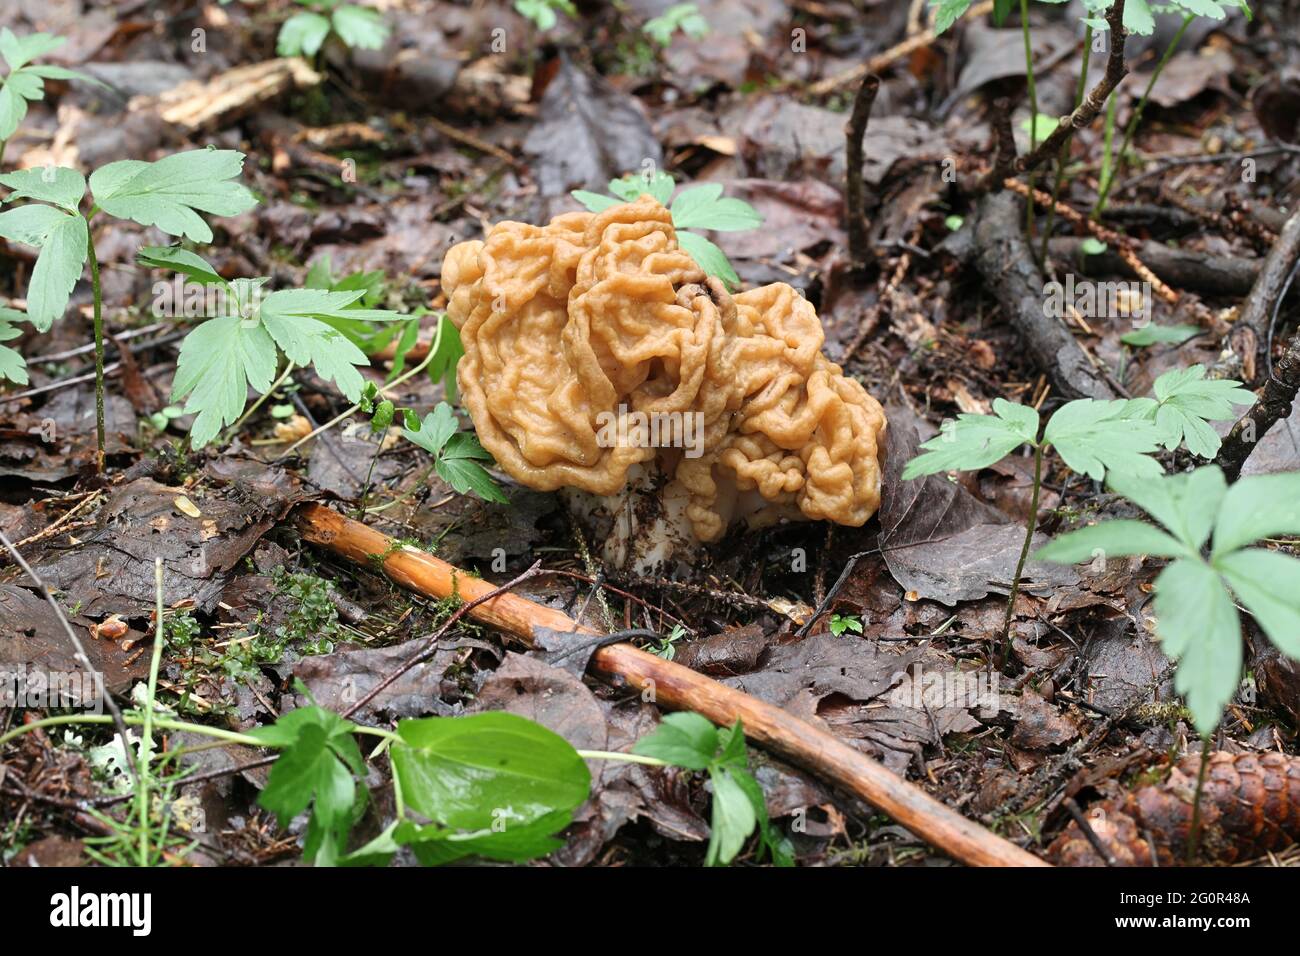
1186,733 -> 1214,863
1020,0 -> 1040,242
1094,14 -> 1192,216
1000,440 -> 1045,669
1041,24 -> 1093,263
136,558 -> 167,866
0,138 -> 8,170
0,712 -> 264,752
281,318 -> 447,459
355,432 -> 386,520
366,461 -> 439,514
576,750 -> 670,766
225,361 -> 295,441
86,230 -> 106,473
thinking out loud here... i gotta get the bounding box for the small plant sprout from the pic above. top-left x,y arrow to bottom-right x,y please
650,623 -> 688,660
572,170 -> 762,288
0,148 -> 258,468
277,0 -> 390,59
137,244 -> 400,449
828,613 -> 864,637
902,366 -> 1253,664
402,402 -> 508,504
1036,466 -> 1300,735
633,713 -> 793,866
514,0 -> 577,31
643,4 -> 710,46
0,30 -> 100,167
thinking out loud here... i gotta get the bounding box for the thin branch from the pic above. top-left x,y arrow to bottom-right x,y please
844,73 -> 882,270
980,0 -> 1128,190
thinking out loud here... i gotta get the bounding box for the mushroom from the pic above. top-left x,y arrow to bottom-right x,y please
441,196 -> 887,571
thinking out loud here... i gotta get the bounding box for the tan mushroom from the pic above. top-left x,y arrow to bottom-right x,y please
441,195 -> 887,569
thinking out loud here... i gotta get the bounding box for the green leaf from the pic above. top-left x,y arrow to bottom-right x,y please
670,184 -> 763,232
0,29 -> 65,72
136,245 -> 228,287
247,706 -> 365,865
608,169 -> 675,205
632,712 -> 718,769
89,148 -> 258,242
644,3 -> 710,44
403,403 -> 458,456
570,189 -> 622,213
435,447 -> 508,503
331,5 -> 390,50
0,308 -> 28,385
1120,324 -> 1199,347
1154,558 -> 1241,735
0,201 -> 68,245
676,230 -> 739,289
427,314 -> 464,400
1034,519 -> 1190,564
27,212 -> 88,333
390,712 -> 590,831
259,288 -> 389,402
171,315 -> 278,448
1079,236 -> 1108,255
1042,398 -> 1164,481
1020,112 -> 1059,144
1125,0 -> 1157,34
0,166 -> 86,211
931,0 -> 975,35
1216,549 -> 1300,659
394,811 -> 571,865
901,398 -> 1039,479
1212,472 -> 1300,556
278,11 -> 332,57
705,766 -> 757,866
1107,466 -> 1224,554
0,83 -> 26,142
1147,364 -> 1253,458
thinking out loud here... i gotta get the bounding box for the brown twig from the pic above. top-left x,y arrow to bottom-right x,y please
844,74 -> 881,271
979,0 -> 1128,191
1223,208 -> 1300,386
294,502 -> 1046,867
1005,177 -> 1178,304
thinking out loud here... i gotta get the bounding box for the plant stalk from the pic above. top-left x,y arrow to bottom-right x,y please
86,231 -> 106,472
136,558 -> 167,865
999,441 -> 1045,669
1040,24 -> 1093,263
1094,14 -> 1192,216
1020,0 -> 1040,242
1186,733 -> 1214,862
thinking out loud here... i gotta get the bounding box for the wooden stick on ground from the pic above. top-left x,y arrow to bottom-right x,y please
294,502 -> 1046,867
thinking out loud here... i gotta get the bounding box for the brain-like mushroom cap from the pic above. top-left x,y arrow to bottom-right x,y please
441,196 -> 887,542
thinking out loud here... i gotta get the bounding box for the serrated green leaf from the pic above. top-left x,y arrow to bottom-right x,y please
705,766 -> 756,866
1145,364 -> 1253,458
570,189 -> 621,213
670,184 -> 763,232
259,288 -> 388,402
1042,398 -> 1164,481
427,313 -> 463,400
0,83 -> 26,142
0,29 -> 65,72
172,315 -> 278,448
1216,549 -> 1300,659
390,712 -> 590,831
277,11 -> 332,57
1121,324 -> 1199,347
1035,520 -> 1190,564
0,202 -> 67,245
0,308 -> 28,385
1107,465 -> 1224,553
435,453 -> 508,503
902,398 -> 1039,479
404,403 -> 458,456
1154,557 -> 1241,735
676,230 -> 738,289
27,212 -> 87,333
931,0 -> 975,35
90,148 -> 258,242
1125,0 -> 1157,33
608,169 -> 675,205
136,245 -> 228,287
1212,472 -> 1300,556
331,5 -> 389,50
633,712 -> 718,769
0,166 -> 85,211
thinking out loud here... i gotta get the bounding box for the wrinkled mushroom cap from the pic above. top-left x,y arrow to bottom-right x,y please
441,196 -> 886,543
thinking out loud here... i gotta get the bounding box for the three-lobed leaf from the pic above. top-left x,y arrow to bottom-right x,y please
901,398 -> 1039,479
0,204 -> 89,332
171,315 -> 278,447
1041,398 -> 1164,480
